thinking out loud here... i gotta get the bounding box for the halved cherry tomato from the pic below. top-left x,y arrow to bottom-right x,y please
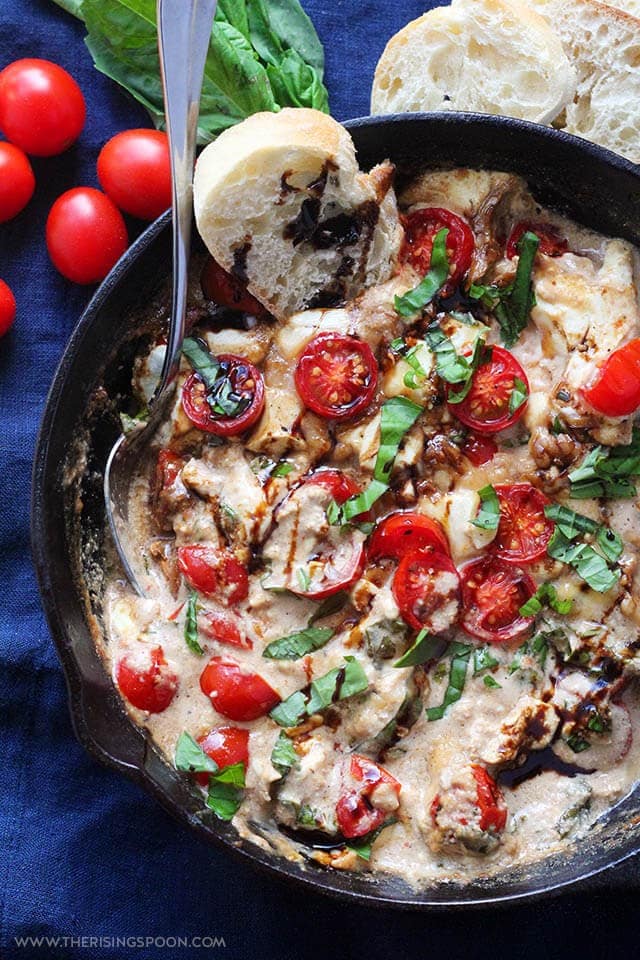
448,346 -> 529,434
581,338 -> 640,417
181,354 -> 265,437
462,434 -> 498,466
201,256 -> 268,317
177,545 -> 249,606
157,449 -> 184,488
0,280 -> 16,337
46,187 -> 128,284
199,658 -> 280,721
0,59 -> 85,156
401,207 -> 474,293
0,142 -> 35,222
116,646 -> 178,713
97,129 -> 171,221
492,483 -> 554,564
201,612 -> 252,649
368,512 -> 450,561
294,332 -> 377,420
506,221 -> 568,259
460,555 -> 536,644
393,549 -> 461,633
471,765 -> 508,832
307,468 -> 370,516
195,725 -> 249,786
335,754 -> 401,839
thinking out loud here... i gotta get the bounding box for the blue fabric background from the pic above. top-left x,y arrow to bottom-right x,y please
1,1 -> 639,957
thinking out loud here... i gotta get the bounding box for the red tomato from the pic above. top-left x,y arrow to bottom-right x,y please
393,549 -> 461,632
0,142 -> 35,222
368,512 -> 450,561
336,754 -> 401,839
97,129 -> 171,221
471,765 -> 508,832
201,257 -> 268,317
307,468 -> 365,511
157,449 -> 184,488
116,646 -> 178,713
0,279 -> 16,337
506,221 -> 568,259
0,59 -> 85,156
581,339 -> 640,417
448,346 -> 529,434
462,434 -> 498,466
178,545 -> 249,605
492,483 -> 554,564
195,725 -> 250,786
294,332 -> 377,420
401,207 -> 474,292
46,188 -> 128,284
200,658 -> 280,721
460,555 -> 536,644
201,612 -> 251,649
181,355 -> 265,437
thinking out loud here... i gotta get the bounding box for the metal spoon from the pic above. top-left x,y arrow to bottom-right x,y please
104,0 -> 217,595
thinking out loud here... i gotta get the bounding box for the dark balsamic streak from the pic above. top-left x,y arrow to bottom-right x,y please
497,746 -> 595,790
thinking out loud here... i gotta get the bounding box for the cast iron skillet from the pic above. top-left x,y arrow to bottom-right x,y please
31,114 -> 640,908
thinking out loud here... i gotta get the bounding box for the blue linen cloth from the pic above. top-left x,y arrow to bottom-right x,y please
1,1 -> 638,957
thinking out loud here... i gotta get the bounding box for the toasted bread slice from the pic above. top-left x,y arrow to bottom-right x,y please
530,0 -> 640,163
193,108 -> 403,320
371,0 -> 576,124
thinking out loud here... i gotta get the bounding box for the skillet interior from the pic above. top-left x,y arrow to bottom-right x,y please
31,113 -> 640,908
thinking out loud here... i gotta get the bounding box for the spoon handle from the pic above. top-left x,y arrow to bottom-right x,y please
154,0 -> 218,402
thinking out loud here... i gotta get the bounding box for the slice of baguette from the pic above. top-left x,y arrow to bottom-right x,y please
529,0 -> 640,163
600,0 -> 640,15
193,108 -> 403,320
371,0 -> 576,124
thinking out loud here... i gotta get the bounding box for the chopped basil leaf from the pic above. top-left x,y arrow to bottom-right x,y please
470,232 -> 539,347
509,632 -> 551,675
366,618 -> 408,662
569,429 -> 640,500
393,629 -> 442,668
472,484 -> 500,531
184,591 -> 204,656
519,582 -> 573,617
307,592 -> 348,624
269,657 -> 368,726
473,646 -> 499,676
551,415 -> 565,435
424,322 -> 490,405
336,397 -> 422,523
483,675 -> 502,689
545,502 -> 623,565
271,732 -> 299,776
263,626 -> 333,660
403,345 -> 430,389
566,734 -> 591,754
394,228 -> 450,318
174,731 -> 218,774
426,644 -> 472,721
206,762 -> 246,821
120,407 -> 149,434
345,817 -> 398,861
183,336 -> 250,419
208,374 -> 251,418
547,528 -> 620,593
509,377 -> 529,415
597,526 -> 624,564
183,336 -> 221,388
446,339 -> 492,406
272,460 -> 294,477
297,567 -> 311,592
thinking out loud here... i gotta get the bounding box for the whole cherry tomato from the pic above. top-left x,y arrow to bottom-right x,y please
116,646 -> 178,713
194,725 -> 250,786
368,512 -> 450,561
181,355 -> 265,437
98,129 -> 171,221
581,339 -> 640,417
401,207 -> 474,293
448,346 -> 529,434
0,142 -> 35,222
200,658 -> 280,721
336,754 -> 401,839
177,545 -> 249,606
46,188 -> 128,284
0,58 -> 85,156
0,279 -> 16,337
460,555 -> 536,644
294,333 -> 378,421
492,483 -> 554,564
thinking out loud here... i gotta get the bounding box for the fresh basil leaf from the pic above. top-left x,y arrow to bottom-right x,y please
393,629 -> 442,668
272,460 -> 294,477
472,484 -> 500,531
184,591 -> 204,656
597,526 -> 624,564
213,760 -> 246,788
307,592 -> 348,625
519,582 -> 573,617
473,646 -> 499,675
269,658 -> 368,726
394,229 -> 450,318
296,567 -> 311,592
566,734 -> 591,754
337,655 -> 369,699
547,529 -> 620,593
402,345 -> 430,389
175,732 -> 218,774
269,690 -> 308,727
446,338 -> 491,405
345,817 -> 397,861
426,644 -> 472,721
366,619 -> 408,661
569,430 -> 640,500
267,49 -> 329,111
509,377 -> 529,415
271,731 -> 299,775
183,337 -> 220,389
263,626 -> 333,660
551,415 -> 565,435
495,231 -> 539,347
545,503 -> 623,565
483,675 -> 502,689
206,764 -> 245,821
51,0 -> 84,16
